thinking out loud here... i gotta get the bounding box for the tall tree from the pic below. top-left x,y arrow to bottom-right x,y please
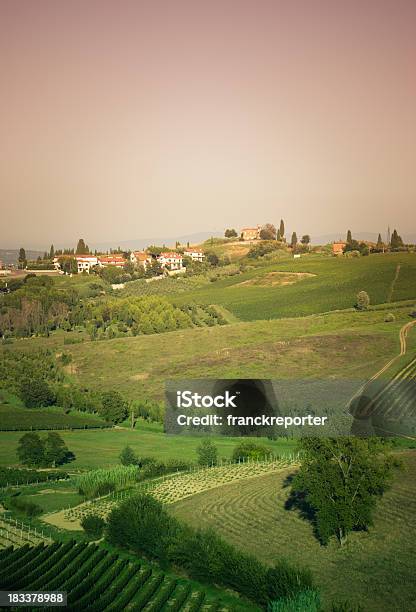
390,229 -> 403,249
49,244 -> 55,259
289,437 -> 398,546
18,247 -> 27,269
301,234 -> 310,245
290,232 -> 298,247
17,433 -> 45,467
76,238 -> 89,254
279,219 -> 285,241
376,234 -> 383,251
346,229 -> 352,244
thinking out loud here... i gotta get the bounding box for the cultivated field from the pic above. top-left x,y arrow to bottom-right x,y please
171,451 -> 416,612
171,253 -> 416,320
0,541 -> 252,611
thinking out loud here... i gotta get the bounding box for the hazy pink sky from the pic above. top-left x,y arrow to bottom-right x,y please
1,0 -> 415,248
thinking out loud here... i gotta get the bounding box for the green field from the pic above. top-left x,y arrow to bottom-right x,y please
0,396 -> 110,431
171,253 -> 416,321
0,424 -> 297,471
171,451 -> 416,612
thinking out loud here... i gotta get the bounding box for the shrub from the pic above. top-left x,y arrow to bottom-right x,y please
119,445 -> 138,466
267,560 -> 314,600
6,495 -> 42,517
80,514 -> 106,539
196,439 -> 218,467
355,290 -> 370,311
232,441 -> 273,462
107,494 -> 181,563
384,312 -> 395,322
268,589 -> 320,611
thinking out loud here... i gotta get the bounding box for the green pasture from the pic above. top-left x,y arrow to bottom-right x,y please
0,425 -> 297,471
171,451 -> 416,612
170,252 -> 416,321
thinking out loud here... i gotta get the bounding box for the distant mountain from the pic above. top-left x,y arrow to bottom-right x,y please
311,232 -> 416,245
89,231 -> 223,252
0,249 -> 44,265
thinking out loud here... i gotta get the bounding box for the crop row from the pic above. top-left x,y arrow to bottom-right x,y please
0,542 -> 229,610
65,459 -> 293,522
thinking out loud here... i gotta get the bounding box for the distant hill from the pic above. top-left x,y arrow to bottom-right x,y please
0,249 -> 43,265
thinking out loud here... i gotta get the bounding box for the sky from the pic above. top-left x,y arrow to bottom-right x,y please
0,0 -> 415,249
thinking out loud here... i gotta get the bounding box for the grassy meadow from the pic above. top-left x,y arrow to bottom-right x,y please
171,252 -> 416,320
171,451 -> 416,612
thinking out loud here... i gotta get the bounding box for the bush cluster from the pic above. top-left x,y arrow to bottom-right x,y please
107,494 -> 314,607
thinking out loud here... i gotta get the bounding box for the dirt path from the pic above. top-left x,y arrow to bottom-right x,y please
348,319 -> 416,406
387,264 -> 401,302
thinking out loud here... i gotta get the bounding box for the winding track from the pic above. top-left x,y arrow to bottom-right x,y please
348,319 -> 416,407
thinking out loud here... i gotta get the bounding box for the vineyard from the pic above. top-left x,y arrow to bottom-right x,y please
0,514 -> 52,549
64,458 -> 294,524
0,541 -> 242,611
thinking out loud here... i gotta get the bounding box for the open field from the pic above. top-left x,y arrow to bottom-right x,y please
171,451 -> 416,612
0,425 -> 297,470
171,253 -> 416,321
3,304 -> 412,404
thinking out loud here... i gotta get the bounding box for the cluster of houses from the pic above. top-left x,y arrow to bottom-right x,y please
53,247 -> 205,274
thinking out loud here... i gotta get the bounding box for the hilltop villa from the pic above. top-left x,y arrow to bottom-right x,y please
241,226 -> 261,240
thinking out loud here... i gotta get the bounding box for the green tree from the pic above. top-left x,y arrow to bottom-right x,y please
49,244 -> 55,259
356,290 -> 370,310
100,390 -> 128,423
260,223 -> 277,240
18,247 -> 27,269
43,432 -> 70,467
17,433 -> 45,467
279,219 -> 285,241
390,229 -> 403,249
301,234 -> 310,245
58,256 -> 78,275
76,238 -> 89,254
290,437 -> 399,545
224,228 -> 238,238
346,229 -> 352,243
197,439 -> 218,466
120,445 -> 138,466
19,376 -> 55,408
206,252 -> 219,266
81,514 -> 106,539
232,441 -> 272,462
290,232 -> 298,248
376,233 -> 384,251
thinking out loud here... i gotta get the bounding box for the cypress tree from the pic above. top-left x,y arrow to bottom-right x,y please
279,219 -> 285,241
346,229 -> 352,243
291,232 -> 298,247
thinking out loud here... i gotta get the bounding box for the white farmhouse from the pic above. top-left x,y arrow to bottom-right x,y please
157,252 -> 183,271
183,248 -> 205,262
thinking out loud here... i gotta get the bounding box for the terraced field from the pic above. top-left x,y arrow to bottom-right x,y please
57,460 -> 295,526
0,541 -> 251,611
171,452 -> 416,612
